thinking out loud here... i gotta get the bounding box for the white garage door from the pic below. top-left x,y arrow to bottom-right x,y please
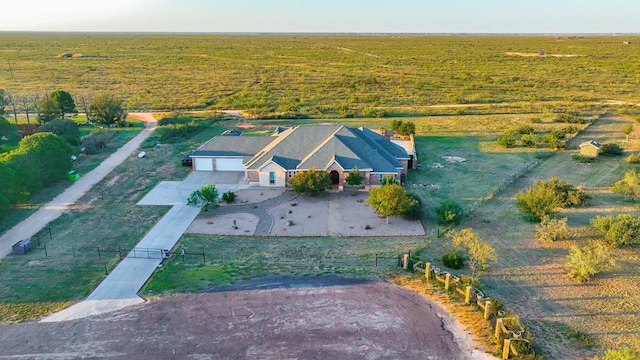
216,158 -> 244,171
194,158 -> 213,171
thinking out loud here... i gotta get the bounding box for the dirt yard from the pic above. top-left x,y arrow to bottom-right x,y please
187,189 -> 426,237
0,277 -> 485,360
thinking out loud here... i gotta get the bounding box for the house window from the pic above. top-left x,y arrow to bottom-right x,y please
269,172 -> 275,184
379,174 -> 384,183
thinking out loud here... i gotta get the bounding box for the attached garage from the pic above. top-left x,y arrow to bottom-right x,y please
193,157 -> 213,171
215,158 -> 244,171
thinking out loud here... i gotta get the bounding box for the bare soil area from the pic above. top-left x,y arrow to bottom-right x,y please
188,190 -> 426,237
0,277 -> 480,360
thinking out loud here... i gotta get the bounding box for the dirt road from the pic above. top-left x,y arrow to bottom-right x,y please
0,277 -> 475,360
0,113 -> 156,258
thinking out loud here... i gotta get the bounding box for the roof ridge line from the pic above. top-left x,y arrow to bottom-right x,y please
296,125 -> 344,169
245,126 -> 296,168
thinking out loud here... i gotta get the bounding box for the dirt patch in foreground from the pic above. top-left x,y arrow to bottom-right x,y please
0,278 -> 478,360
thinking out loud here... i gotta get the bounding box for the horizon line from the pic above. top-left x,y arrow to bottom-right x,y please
1,31 -> 639,36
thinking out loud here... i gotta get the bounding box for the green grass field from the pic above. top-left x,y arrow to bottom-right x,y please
2,34 -> 640,117
2,33 -> 640,358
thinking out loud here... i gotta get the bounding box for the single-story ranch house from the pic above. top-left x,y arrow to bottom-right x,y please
189,125 -> 417,190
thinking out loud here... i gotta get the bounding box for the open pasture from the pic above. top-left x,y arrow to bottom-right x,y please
2,34 -> 640,115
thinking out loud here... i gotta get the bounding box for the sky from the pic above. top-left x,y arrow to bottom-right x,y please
2,0 -> 640,33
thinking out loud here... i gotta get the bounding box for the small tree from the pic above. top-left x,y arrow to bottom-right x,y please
435,200 -> 464,226
535,215 -> 570,242
37,96 -> 61,123
591,214 -> 640,247
565,241 -> 614,283
520,133 -> 538,148
622,124 -> 633,142
0,89 -> 7,116
611,169 -> 640,201
50,90 -> 77,118
391,119 -> 416,137
89,94 -> 128,127
289,167 -> 331,196
448,228 -> 497,278
367,183 -> 416,223
345,168 -> 363,186
187,183 -> 219,211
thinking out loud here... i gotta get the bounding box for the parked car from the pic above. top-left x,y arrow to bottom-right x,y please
181,154 -> 193,167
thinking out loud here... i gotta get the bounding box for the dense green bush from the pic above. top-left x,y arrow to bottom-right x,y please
591,214 -> 640,247
390,119 -> 416,136
37,119 -> 82,146
496,135 -> 516,148
289,168 -> 331,196
442,251 -> 466,269
599,143 -> 624,156
515,177 -> 588,222
435,200 -> 464,226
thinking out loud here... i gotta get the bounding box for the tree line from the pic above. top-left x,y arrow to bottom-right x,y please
0,89 -> 127,126
0,89 -> 128,222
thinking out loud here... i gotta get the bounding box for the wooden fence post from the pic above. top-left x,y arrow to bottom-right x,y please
444,273 -> 451,291
402,254 -> 409,270
495,318 -> 503,339
484,300 -> 492,320
425,262 -> 431,281
502,339 -> 511,360
465,286 -> 472,304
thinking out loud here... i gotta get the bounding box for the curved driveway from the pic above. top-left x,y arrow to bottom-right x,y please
0,113 -> 156,258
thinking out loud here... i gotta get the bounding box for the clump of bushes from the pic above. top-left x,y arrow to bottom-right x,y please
442,251 -> 466,269
535,215 -> 570,242
591,214 -> 640,247
435,200 -> 464,226
555,113 -> 585,124
36,119 -> 82,146
572,154 -> 596,163
513,125 -> 535,134
594,348 -> 640,360
515,177 -> 588,222
624,153 -> 640,163
599,143 -> 624,156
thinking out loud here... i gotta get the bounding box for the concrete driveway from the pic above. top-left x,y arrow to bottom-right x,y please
43,170 -> 248,322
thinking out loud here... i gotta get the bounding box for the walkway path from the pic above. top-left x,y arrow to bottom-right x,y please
0,113 -> 157,258
42,171 -> 248,322
215,191 -> 299,235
